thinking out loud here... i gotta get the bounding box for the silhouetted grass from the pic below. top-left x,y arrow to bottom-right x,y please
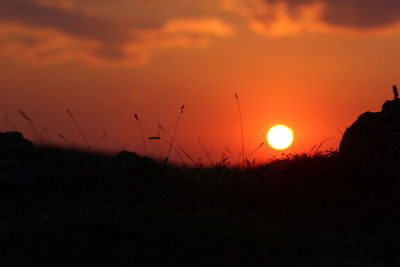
235,93 -> 245,162
67,109 -> 91,151
149,136 -> 185,164
245,142 -> 264,161
165,104 -> 184,164
198,137 -> 213,165
58,134 -> 72,146
19,110 -> 44,145
158,122 -> 196,164
134,113 -> 147,156
96,132 -> 107,149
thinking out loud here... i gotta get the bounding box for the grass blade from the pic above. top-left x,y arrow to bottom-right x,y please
159,123 -> 195,164
67,109 -> 91,151
235,93 -> 245,162
19,110 -> 41,143
58,134 -> 72,146
246,142 -> 264,160
134,113 -> 147,156
149,136 -> 185,165
165,104 -> 184,164
198,137 -> 213,164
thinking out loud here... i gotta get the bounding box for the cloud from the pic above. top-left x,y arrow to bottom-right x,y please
0,0 -> 233,65
221,0 -> 400,37
3,0 -> 396,64
321,0 -> 400,29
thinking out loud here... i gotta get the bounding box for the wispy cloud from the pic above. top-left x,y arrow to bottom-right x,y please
0,0 -> 233,65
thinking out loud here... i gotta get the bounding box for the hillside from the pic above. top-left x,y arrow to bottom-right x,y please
0,130 -> 399,266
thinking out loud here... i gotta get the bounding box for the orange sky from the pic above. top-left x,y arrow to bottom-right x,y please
1,0 -> 400,164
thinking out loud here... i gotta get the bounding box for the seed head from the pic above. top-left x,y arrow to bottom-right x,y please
19,110 -> 30,121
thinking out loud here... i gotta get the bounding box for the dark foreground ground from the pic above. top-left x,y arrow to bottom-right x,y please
1,133 -> 400,266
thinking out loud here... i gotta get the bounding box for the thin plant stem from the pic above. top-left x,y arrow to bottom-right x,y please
157,121 -> 162,159
67,109 -> 91,151
58,134 -> 72,146
19,110 -> 41,143
165,104 -> 184,164
97,132 -> 107,149
159,123 -> 195,164
198,137 -> 213,164
246,142 -> 264,160
149,136 -> 185,165
134,113 -> 147,156
235,93 -> 245,162
314,137 -> 335,154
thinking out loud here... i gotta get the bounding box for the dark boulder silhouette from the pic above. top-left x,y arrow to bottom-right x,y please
0,131 -> 36,160
0,132 -> 37,188
339,98 -> 400,175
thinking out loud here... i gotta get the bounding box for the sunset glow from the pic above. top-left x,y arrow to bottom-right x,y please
1,0 -> 399,163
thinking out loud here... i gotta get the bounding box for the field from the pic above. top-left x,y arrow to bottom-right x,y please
0,132 -> 399,266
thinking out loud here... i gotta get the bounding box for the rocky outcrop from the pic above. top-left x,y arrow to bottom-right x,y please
0,131 -> 36,160
339,99 -> 400,175
0,132 -> 37,188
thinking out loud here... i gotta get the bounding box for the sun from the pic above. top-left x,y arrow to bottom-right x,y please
267,124 -> 294,150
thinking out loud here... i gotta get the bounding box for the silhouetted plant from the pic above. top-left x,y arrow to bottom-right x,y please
97,132 -> 107,149
225,146 -> 239,162
235,93 -> 245,162
67,109 -> 91,151
393,85 -> 398,100
149,136 -> 185,164
134,113 -> 147,156
165,104 -> 185,164
19,110 -> 41,143
246,142 -> 264,160
308,137 -> 335,156
198,137 -> 213,165
58,134 -> 72,146
159,122 -> 195,164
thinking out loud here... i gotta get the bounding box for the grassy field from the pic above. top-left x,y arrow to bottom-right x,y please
0,135 -> 399,266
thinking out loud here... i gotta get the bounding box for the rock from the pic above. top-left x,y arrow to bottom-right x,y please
0,132 -> 36,160
339,99 -> 400,175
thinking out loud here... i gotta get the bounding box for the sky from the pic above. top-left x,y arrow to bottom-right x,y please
1,0 -> 400,164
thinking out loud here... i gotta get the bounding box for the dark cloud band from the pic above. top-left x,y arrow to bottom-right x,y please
260,0 -> 400,29
321,0 -> 400,29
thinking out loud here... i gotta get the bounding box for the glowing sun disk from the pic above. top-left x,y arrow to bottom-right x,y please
267,125 -> 294,150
